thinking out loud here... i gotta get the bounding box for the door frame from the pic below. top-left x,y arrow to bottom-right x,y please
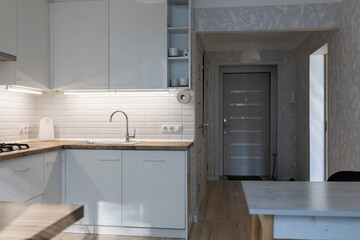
214,62 -> 282,180
309,43 -> 329,181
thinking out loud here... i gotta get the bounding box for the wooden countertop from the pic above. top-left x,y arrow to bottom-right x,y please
0,202 -> 83,240
0,140 -> 194,162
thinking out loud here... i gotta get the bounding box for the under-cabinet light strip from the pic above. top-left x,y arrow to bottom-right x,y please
6,85 -> 43,95
63,90 -> 170,96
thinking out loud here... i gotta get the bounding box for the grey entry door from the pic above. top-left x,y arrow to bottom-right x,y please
223,73 -> 270,176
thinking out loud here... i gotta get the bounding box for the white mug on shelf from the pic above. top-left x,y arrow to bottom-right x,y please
168,48 -> 181,57
179,77 -> 189,87
171,78 -> 179,87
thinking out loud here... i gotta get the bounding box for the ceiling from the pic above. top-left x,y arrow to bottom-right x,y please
199,31 -> 312,52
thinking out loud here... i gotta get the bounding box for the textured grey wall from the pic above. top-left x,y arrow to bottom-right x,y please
205,50 -> 298,180
328,0 -> 360,176
295,0 -> 360,180
195,2 -> 342,32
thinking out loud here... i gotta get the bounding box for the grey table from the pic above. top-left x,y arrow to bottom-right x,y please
241,181 -> 360,240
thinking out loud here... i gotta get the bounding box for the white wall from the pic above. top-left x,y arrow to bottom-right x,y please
194,0 -> 342,8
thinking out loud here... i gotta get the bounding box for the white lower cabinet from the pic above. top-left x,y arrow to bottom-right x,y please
65,150 -> 122,226
0,154 -> 44,202
122,151 -> 186,229
43,150 -> 63,204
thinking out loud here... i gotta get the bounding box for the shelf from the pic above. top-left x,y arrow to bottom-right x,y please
168,27 -> 188,34
168,86 -> 190,89
168,56 -> 189,62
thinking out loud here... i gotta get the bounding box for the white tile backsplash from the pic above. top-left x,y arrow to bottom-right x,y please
0,86 -> 39,142
0,88 -> 195,142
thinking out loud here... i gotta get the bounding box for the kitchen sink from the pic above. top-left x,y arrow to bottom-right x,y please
84,140 -> 142,145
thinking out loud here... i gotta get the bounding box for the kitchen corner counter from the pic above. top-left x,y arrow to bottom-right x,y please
0,140 -> 194,162
65,141 -> 194,151
0,202 -> 83,240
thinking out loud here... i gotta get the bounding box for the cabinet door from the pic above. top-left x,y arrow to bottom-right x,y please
122,151 -> 186,229
43,150 -> 62,204
65,150 -> 121,226
0,154 -> 44,202
16,0 -> 50,89
53,0 -> 108,90
0,0 -> 16,56
110,0 -> 167,89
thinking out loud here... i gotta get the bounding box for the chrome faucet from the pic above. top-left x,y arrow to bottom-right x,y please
109,110 -> 136,143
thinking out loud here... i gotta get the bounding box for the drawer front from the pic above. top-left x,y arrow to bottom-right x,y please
122,151 -> 186,229
0,154 -> 44,202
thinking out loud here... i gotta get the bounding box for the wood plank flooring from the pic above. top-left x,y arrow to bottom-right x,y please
61,181 -> 251,240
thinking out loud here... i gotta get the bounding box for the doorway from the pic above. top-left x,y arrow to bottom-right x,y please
219,66 -> 277,177
309,44 -> 329,182
223,73 -> 270,176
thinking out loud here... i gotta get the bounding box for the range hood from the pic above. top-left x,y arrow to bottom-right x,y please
0,51 -> 16,61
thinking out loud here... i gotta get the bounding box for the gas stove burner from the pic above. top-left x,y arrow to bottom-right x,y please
0,143 -> 30,153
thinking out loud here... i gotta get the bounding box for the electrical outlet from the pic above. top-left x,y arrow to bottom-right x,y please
161,125 -> 169,133
169,125 -> 175,133
175,124 -> 183,133
24,123 -> 31,133
162,124 -> 183,134
19,124 -> 31,134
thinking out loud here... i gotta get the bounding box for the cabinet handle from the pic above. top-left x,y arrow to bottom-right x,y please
14,166 -> 31,173
46,160 -> 61,166
98,159 -> 120,162
143,160 -> 165,163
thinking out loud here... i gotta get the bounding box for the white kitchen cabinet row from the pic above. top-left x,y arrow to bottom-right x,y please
0,150 -> 62,203
0,148 -> 189,238
53,0 -> 167,90
65,150 -> 186,230
0,0 -> 50,90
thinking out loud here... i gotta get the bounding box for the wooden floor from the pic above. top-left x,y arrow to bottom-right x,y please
61,181 -> 251,240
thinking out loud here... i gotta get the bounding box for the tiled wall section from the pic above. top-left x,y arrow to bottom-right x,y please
38,91 -> 195,140
0,86 -> 39,142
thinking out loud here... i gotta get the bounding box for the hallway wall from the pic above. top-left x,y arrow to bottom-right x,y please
295,0 -> 360,180
205,50 -> 298,180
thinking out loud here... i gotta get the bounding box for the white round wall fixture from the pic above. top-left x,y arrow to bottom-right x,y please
177,91 -> 191,104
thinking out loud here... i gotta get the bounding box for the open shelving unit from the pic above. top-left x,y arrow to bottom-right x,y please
167,0 -> 191,89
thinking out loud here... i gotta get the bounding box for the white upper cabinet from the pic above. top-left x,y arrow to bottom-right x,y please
16,0 -> 50,89
53,0 -> 109,90
0,0 -> 16,56
109,0 -> 167,89
0,0 -> 50,89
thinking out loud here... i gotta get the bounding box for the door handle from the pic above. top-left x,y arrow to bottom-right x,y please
46,160 -> 61,166
201,123 -> 209,128
98,159 -> 120,162
14,166 -> 31,173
